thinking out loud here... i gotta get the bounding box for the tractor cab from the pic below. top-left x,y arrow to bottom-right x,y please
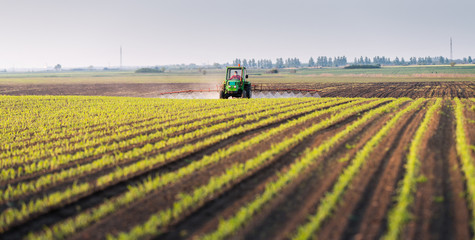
220,66 -> 251,99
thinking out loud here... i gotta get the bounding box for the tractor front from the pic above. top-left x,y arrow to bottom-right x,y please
220,66 -> 251,99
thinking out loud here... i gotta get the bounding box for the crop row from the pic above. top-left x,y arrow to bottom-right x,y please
1,97 -> 274,150
0,98 -> 292,159
26,98 -> 368,240
0,98 -> 352,231
1,102 -> 240,157
1,97 -> 176,142
0,99 -> 335,203
454,98 -> 475,234
200,98 -> 417,240
383,99 -> 441,240
6,96 -> 471,240
109,99 -> 391,239
0,99 -> 297,171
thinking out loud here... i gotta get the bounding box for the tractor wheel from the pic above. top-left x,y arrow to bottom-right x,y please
241,89 -> 247,98
246,86 -> 252,99
219,90 -> 225,99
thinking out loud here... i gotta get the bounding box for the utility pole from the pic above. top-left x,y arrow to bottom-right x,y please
450,37 -> 453,61
120,46 -> 122,70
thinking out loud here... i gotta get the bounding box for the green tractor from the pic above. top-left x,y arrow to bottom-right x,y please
219,66 -> 251,99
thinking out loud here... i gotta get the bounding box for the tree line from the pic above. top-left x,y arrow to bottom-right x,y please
230,56 -> 473,69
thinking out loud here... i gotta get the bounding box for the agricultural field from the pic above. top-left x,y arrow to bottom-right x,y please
1,95 -> 475,239
1,65 -> 475,98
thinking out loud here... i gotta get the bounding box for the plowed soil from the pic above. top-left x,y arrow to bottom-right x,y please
1,81 -> 474,98
258,81 -> 475,98
1,97 -> 475,240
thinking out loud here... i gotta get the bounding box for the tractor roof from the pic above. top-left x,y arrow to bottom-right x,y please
226,66 -> 246,69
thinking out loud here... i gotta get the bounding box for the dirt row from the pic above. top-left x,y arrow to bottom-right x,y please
259,81 -> 475,98
154,99 -> 470,240
75,99 -> 472,240
0,99 -> 351,239
0,83 -> 215,97
1,81 -> 475,98
1,100 -> 301,186
2,99 -> 474,240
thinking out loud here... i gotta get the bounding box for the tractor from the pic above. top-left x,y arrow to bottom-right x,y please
219,65 -> 251,99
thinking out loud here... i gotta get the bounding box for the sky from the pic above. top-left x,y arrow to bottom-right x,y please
0,0 -> 474,69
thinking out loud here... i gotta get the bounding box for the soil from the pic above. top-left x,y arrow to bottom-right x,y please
0,99 -> 345,239
317,101 -> 426,240
0,83 -> 215,97
158,101 -> 388,240
258,82 -> 475,98
403,100 -> 471,240
237,103 -> 397,240
2,96 -> 474,240
1,81 -> 474,98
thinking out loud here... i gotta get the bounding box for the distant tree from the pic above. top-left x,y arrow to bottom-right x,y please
394,57 -> 400,65
364,57 -> 371,64
469,56 -> 473,64
242,59 -> 248,67
54,64 -> 62,71
426,56 -> 432,65
285,58 -> 290,68
250,59 -> 255,67
285,57 -> 301,68
417,57 -> 424,65
439,56 -> 445,64
308,57 -> 315,67
317,56 -> 329,67
450,62 -> 456,67
233,58 -> 241,66
266,59 -> 273,68
213,63 -> 221,69
463,57 -> 468,63
335,56 -> 347,66
295,57 -> 301,67
257,59 -> 272,69
275,58 -> 284,68
373,56 -> 379,64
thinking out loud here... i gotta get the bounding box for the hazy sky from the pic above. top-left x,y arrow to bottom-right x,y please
0,0 -> 474,68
